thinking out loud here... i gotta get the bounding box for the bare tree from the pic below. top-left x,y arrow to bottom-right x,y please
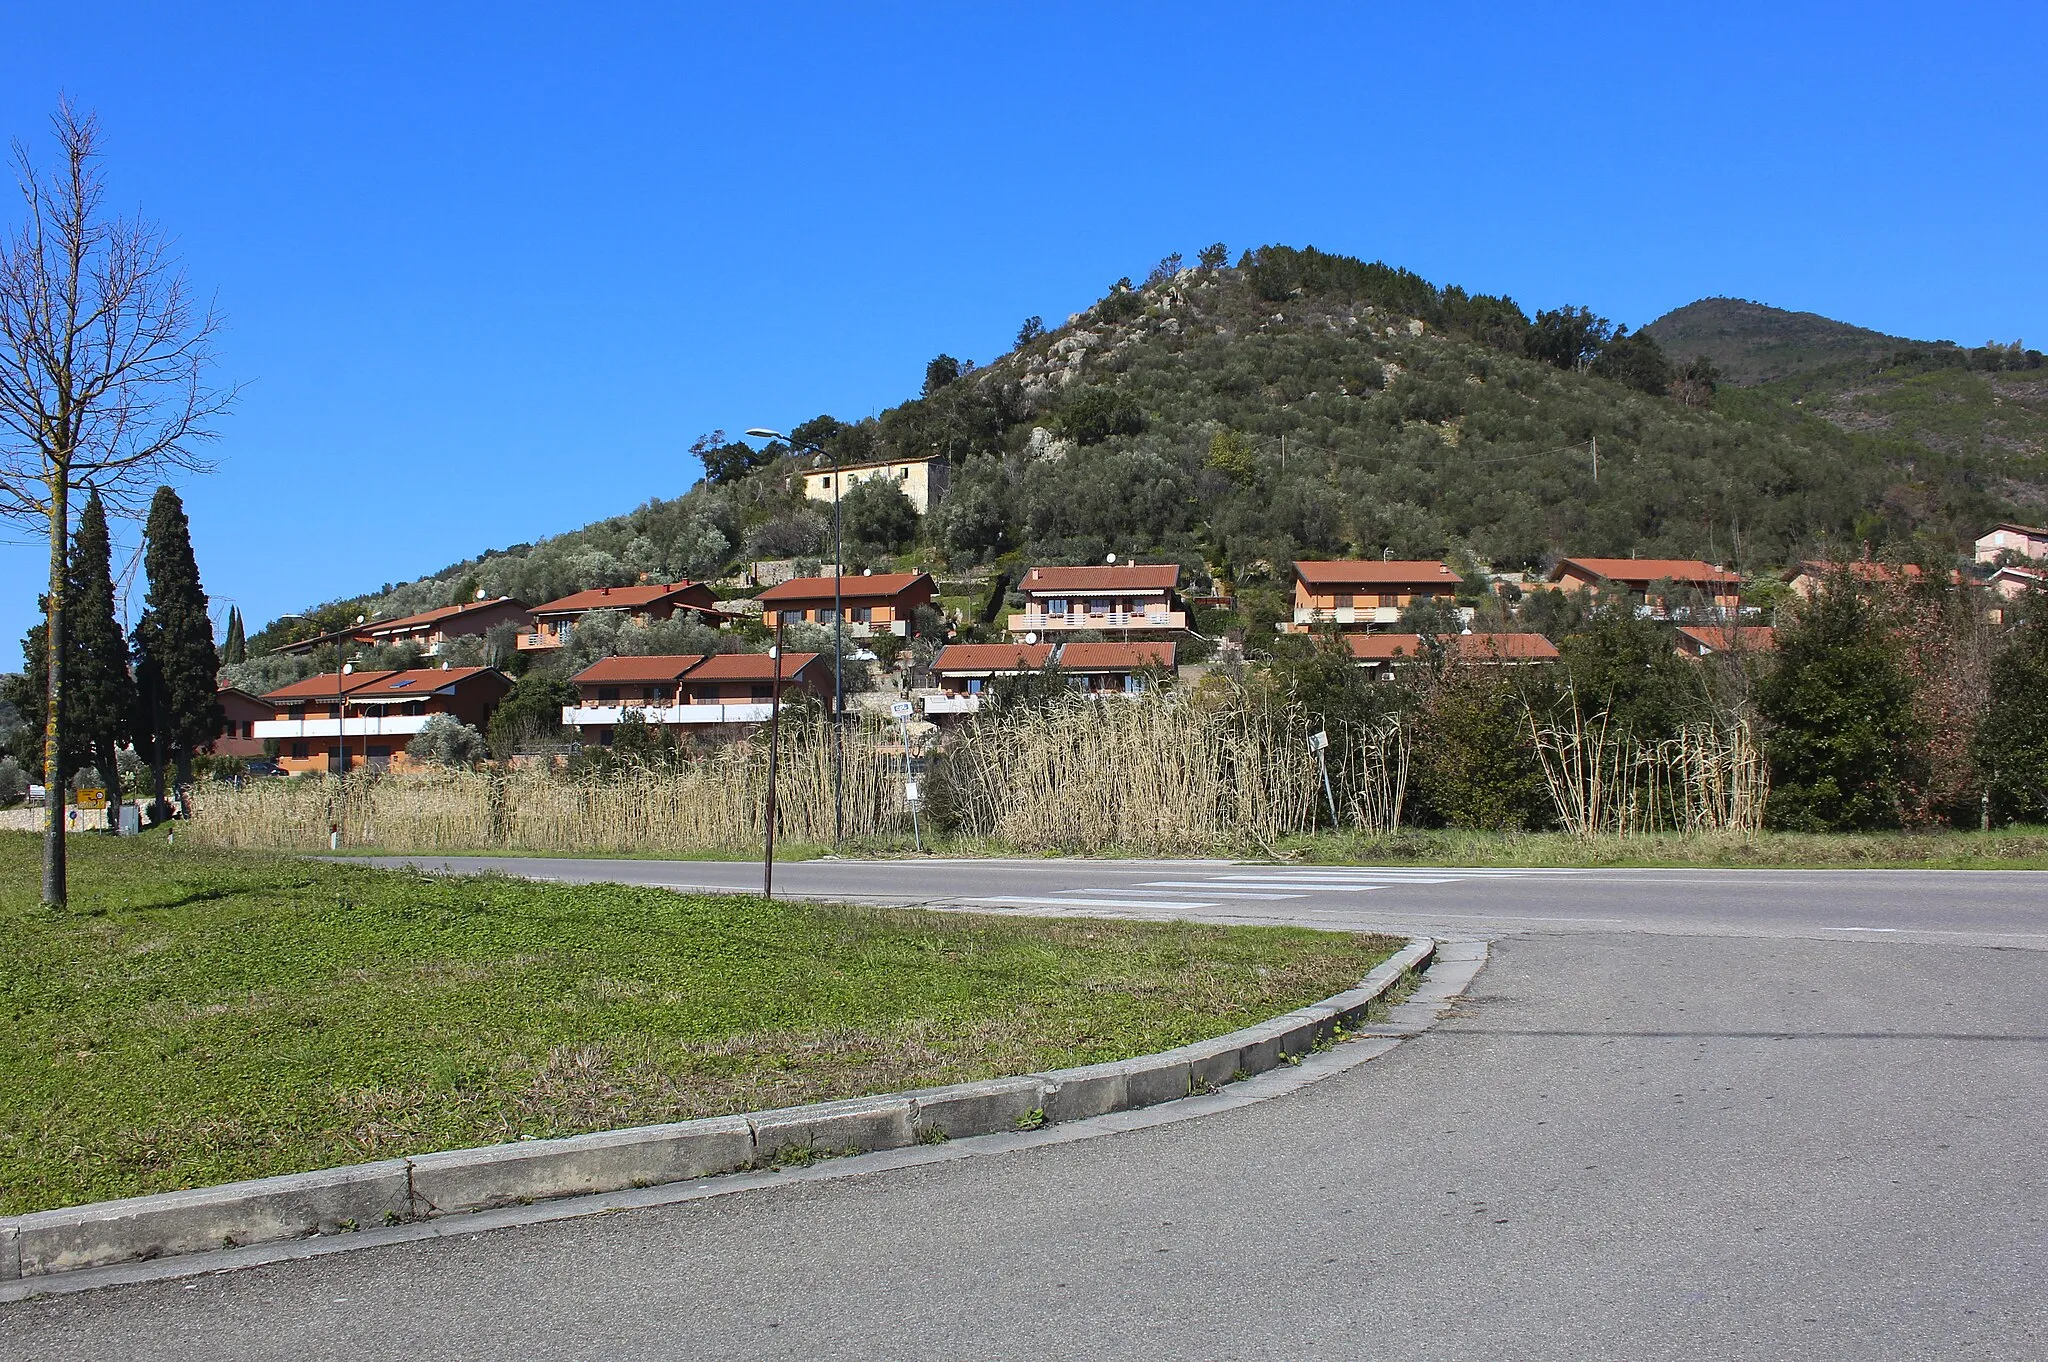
0,103 -> 229,906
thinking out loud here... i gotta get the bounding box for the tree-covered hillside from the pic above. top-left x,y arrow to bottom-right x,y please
1643,298 -> 1907,386
251,246 -> 2048,653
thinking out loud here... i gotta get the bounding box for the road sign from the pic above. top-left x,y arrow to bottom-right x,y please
890,700 -> 913,719
1306,731 -> 1329,753
904,779 -> 921,804
75,787 -> 107,810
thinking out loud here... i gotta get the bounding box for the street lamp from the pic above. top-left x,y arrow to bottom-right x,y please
747,427 -> 845,847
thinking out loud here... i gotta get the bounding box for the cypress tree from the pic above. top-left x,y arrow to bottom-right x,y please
67,492 -> 136,828
133,487 -> 222,809
222,606 -> 246,665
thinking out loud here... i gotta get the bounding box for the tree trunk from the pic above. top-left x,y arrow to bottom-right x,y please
98,736 -> 124,833
41,475 -> 68,907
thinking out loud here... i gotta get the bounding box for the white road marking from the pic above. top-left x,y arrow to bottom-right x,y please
1823,926 -> 1902,933
978,895 -> 1219,911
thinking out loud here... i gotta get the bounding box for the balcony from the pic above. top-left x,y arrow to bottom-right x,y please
561,703 -> 775,727
1292,605 -> 1402,629
516,630 -> 564,651
252,715 -> 434,739
1007,608 -> 1186,633
922,694 -> 981,715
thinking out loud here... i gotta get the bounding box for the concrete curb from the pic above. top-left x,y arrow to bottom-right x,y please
0,938 -> 1434,1285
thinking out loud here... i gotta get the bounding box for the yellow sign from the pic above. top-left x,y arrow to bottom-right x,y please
75,787 -> 107,810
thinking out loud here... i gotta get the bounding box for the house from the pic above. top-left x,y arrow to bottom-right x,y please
1975,523 -> 2048,565
208,685 -> 271,758
559,652 -> 829,743
800,455 -> 949,515
518,581 -> 724,653
757,571 -> 937,638
1008,564 -> 1187,636
1990,564 -> 2048,601
1290,561 -> 1463,632
255,666 -> 512,774
1547,558 -> 1743,617
1346,632 -> 1558,680
1782,560 -> 1922,599
1055,641 -> 1177,695
922,643 -> 1054,718
1674,626 -> 1778,659
354,597 -> 533,656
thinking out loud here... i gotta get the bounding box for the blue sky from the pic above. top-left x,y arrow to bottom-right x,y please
3,2 -> 2043,651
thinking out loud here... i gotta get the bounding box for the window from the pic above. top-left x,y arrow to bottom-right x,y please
1049,599 -> 1069,616
1378,594 -> 1398,608
1090,598 -> 1111,615
1336,593 -> 1354,609
291,741 -> 308,760
898,467 -> 909,480
1124,675 -> 1143,694
850,605 -> 871,623
597,686 -> 619,703
750,684 -> 772,703
818,608 -> 838,624
967,677 -> 983,694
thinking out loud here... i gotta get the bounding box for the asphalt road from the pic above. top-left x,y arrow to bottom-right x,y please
4,859 -> 2044,1359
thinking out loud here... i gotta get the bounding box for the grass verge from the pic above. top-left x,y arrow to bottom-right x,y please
0,832 -> 1396,1216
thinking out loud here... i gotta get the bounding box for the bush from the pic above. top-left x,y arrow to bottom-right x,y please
488,674 -> 579,757
1057,387 -> 1145,446
0,754 -> 25,805
1408,673 -> 1549,830
1759,586 -> 1924,830
838,476 -> 920,555
1974,614 -> 2048,821
407,716 -> 490,769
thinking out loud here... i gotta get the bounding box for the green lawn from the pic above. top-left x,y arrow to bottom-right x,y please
0,833 -> 1395,1215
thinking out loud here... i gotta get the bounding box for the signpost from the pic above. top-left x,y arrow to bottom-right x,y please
74,787 -> 107,811
891,700 -> 923,852
1307,730 -> 1338,828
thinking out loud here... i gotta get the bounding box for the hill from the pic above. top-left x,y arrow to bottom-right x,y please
248,247 -> 2048,658
1643,297 -> 1907,386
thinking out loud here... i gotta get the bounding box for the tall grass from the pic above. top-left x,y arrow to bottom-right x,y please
944,690 -> 1322,853
1529,695 -> 1768,837
189,718 -> 913,854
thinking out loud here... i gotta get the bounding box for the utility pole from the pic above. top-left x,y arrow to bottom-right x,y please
1591,435 -> 1598,484
762,619 -> 786,900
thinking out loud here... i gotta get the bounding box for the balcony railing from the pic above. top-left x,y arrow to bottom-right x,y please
1292,606 -> 1402,627
561,703 -> 775,726
1007,609 -> 1186,632
922,694 -> 981,715
252,715 -> 434,739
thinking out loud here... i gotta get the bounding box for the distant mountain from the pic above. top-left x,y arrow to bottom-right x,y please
1644,298 -> 1907,387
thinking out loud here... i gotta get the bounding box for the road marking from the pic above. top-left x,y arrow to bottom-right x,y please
978,895 -> 1218,911
1823,926 -> 1902,933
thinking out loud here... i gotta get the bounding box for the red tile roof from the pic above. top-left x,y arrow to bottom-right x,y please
363,597 -> 529,635
1057,641 -> 1176,670
571,655 -> 706,685
1020,564 -> 1180,594
683,651 -> 822,681
1453,632 -> 1559,662
1675,626 -> 1777,654
532,582 -> 715,615
345,667 -> 505,701
756,572 -> 934,604
932,643 -> 1054,674
261,670 -> 397,702
1551,558 -> 1741,589
1346,635 -> 1430,662
1295,560 -> 1462,588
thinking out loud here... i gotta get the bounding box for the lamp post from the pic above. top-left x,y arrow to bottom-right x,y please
762,619 -> 785,898
747,427 -> 844,847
